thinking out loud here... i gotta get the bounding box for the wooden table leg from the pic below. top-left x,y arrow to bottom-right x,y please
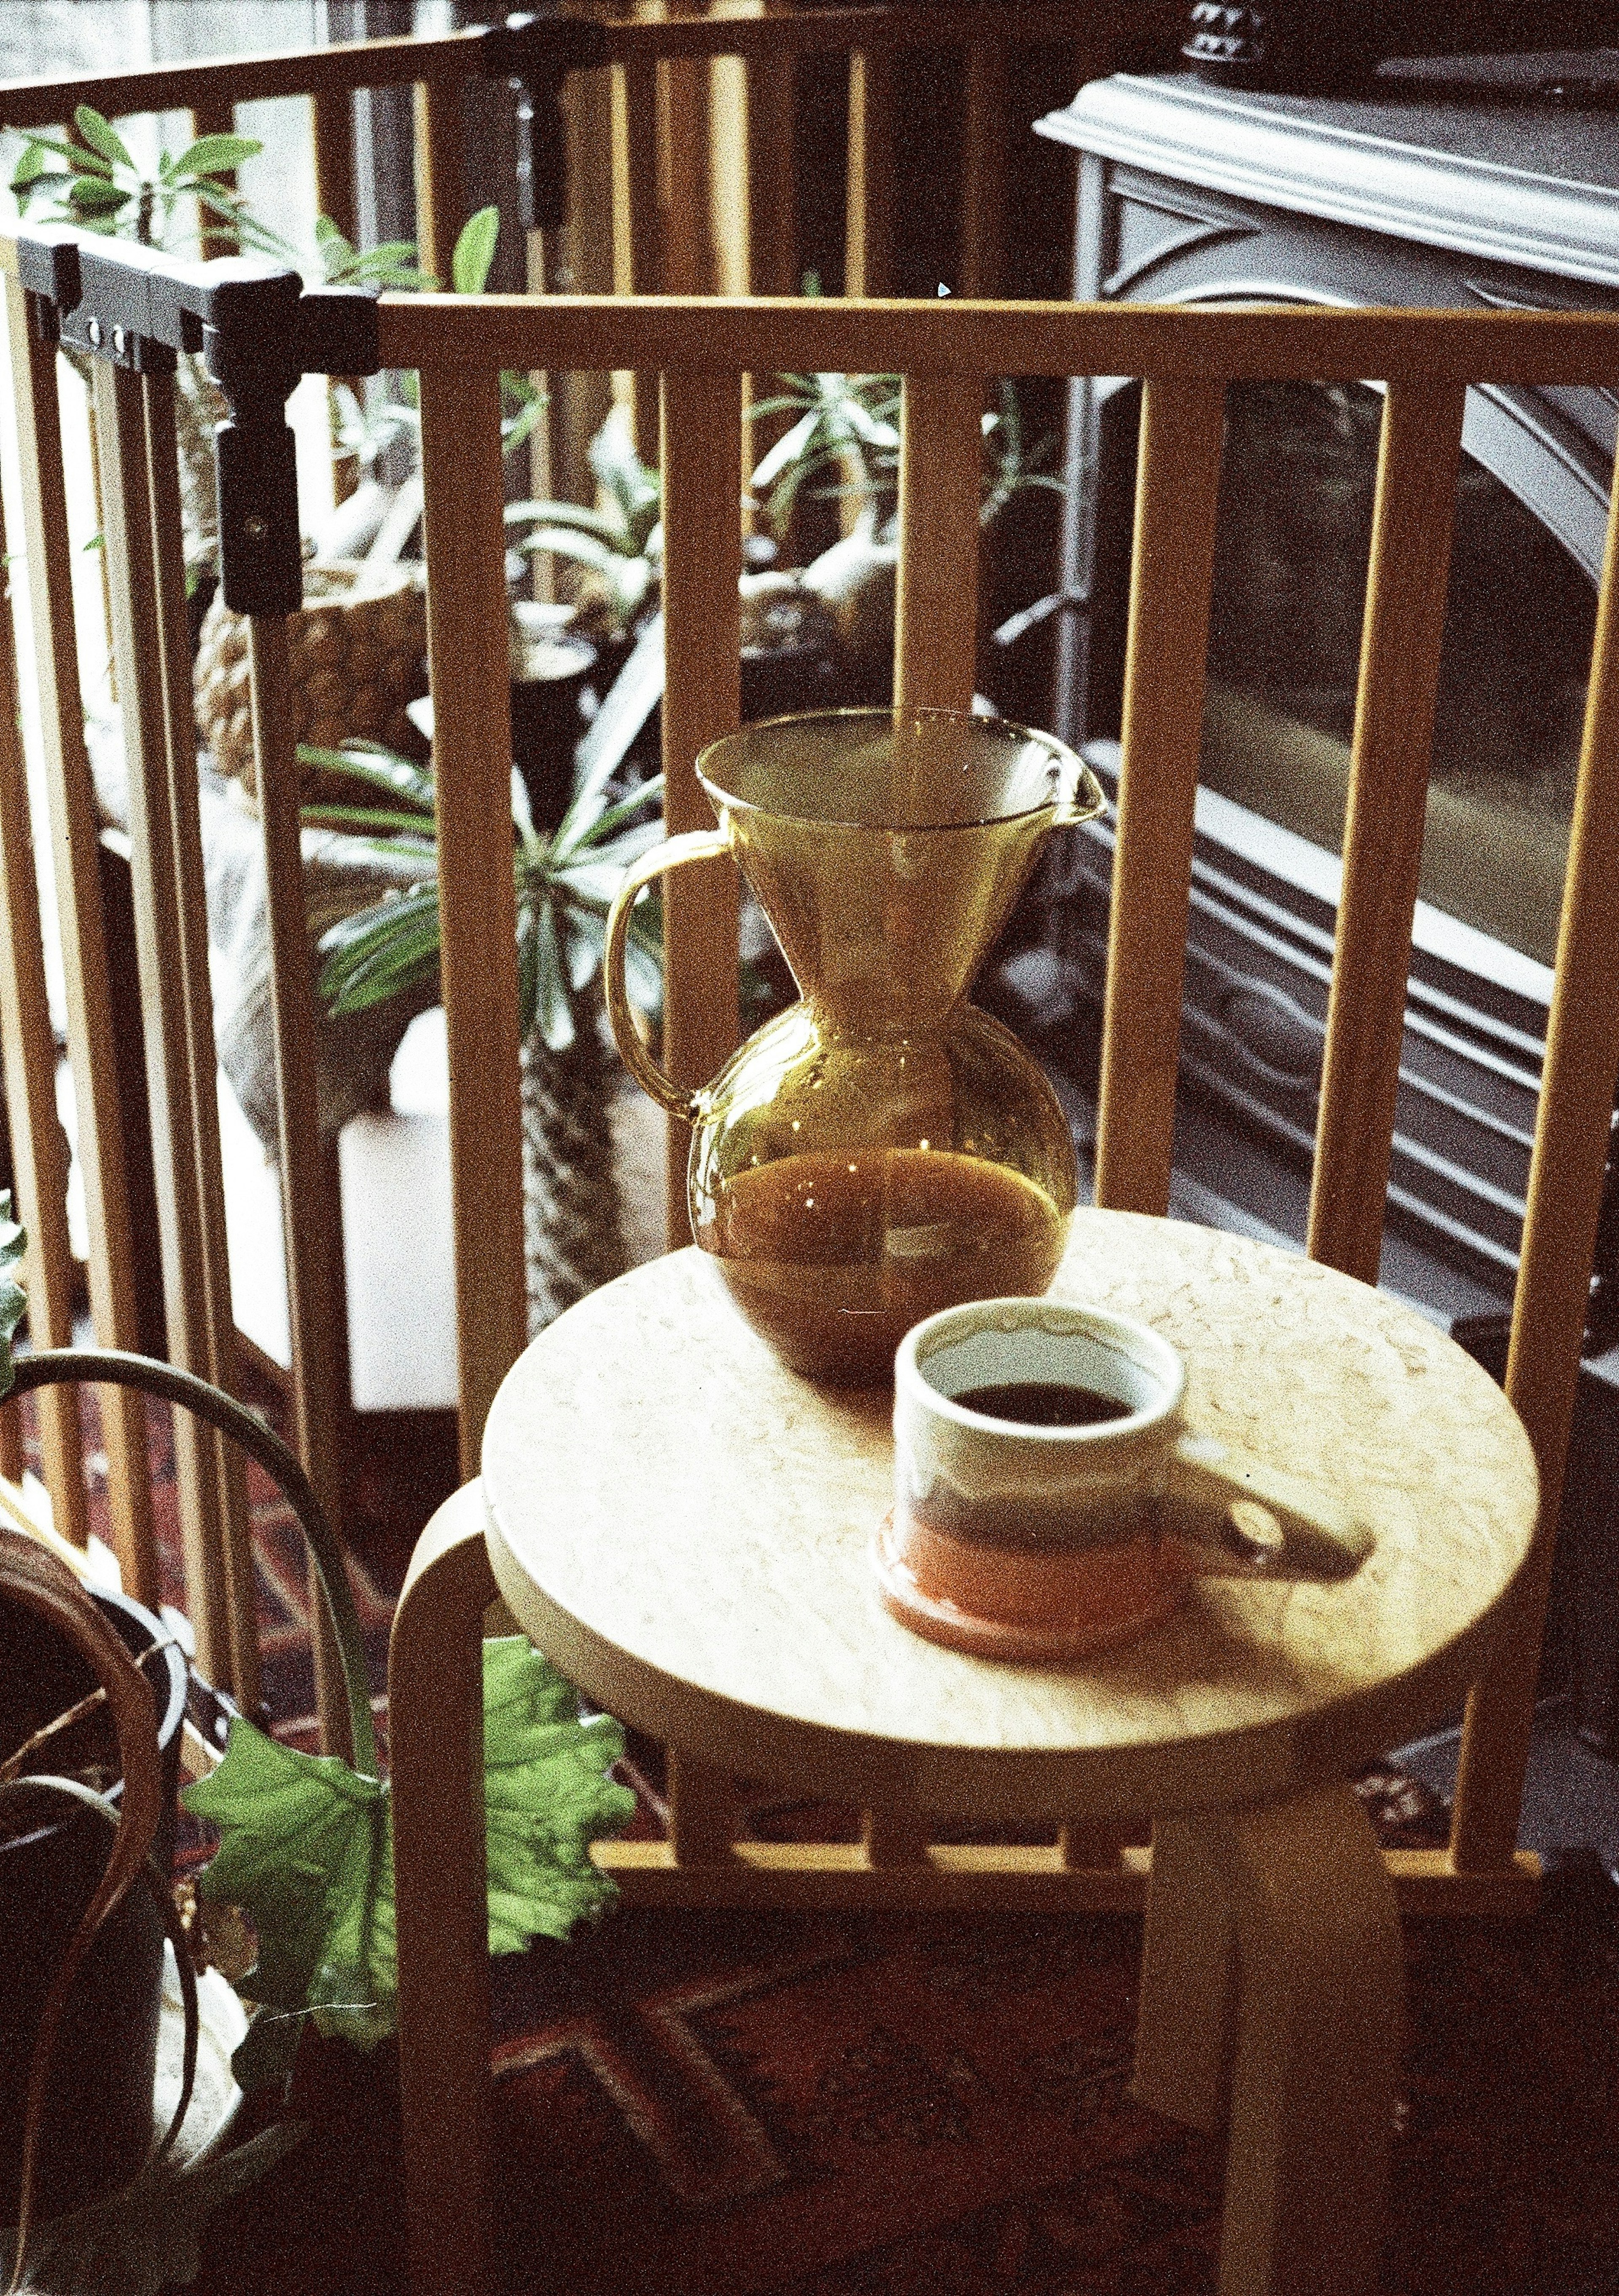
1217,1780 -> 1402,2296
389,1482 -> 501,2296
1133,1813 -> 1238,2134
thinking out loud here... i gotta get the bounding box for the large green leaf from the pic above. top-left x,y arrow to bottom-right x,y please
183,1639 -> 632,2076
0,1194 -> 25,1402
72,106 -> 134,172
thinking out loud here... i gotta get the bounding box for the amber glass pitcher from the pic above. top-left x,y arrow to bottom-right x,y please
604,709 -> 1106,1383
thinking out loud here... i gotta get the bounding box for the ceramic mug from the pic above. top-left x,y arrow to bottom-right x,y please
872,1297 -> 1374,1661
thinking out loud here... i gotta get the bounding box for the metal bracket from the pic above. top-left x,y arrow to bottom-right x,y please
476,8 -> 611,234
17,225 -> 382,615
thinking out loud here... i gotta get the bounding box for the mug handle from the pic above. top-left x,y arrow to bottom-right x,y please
1052,755 -> 1109,829
604,829 -> 732,1121
1165,1431 -> 1374,1584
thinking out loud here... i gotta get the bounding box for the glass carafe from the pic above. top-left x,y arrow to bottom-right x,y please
604,709 -> 1105,1383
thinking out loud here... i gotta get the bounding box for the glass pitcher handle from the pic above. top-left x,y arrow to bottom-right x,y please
1053,757 -> 1108,829
604,829 -> 733,1121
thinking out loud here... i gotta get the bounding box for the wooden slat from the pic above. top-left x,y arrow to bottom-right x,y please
745,51 -> 798,296
591,1838 -> 1541,1918
659,57 -> 711,295
1450,426 -> 1619,1870
958,40 -> 1006,298
895,373 -> 982,712
843,50 -> 894,298
375,294 -> 1619,388
4,287 -> 156,1600
187,99 -> 237,261
610,55 -> 662,459
0,437 -> 88,1549
312,85 -> 362,508
93,362 -> 232,1684
1092,377 -> 1226,1214
417,365 -> 526,1471
413,74 -> 465,291
246,615 -> 350,1757
142,370 -> 263,1722
659,372 -> 742,1240
1307,383 -> 1466,1283
666,1750 -> 743,1865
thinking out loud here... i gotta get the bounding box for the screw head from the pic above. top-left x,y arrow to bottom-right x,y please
85,317 -> 102,347
112,325 -> 127,357
242,513 -> 269,542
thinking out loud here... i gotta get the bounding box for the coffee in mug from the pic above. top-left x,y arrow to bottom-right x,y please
873,1297 -> 1373,1661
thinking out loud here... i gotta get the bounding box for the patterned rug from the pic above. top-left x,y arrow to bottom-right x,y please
21,1388 -> 1619,2295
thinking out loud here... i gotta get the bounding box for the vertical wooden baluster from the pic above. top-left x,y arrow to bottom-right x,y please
844,48 -> 894,297
667,1750 -> 742,1866
661,57 -> 713,297
414,74 -> 465,291
312,86 -> 361,508
1092,376 -> 1226,1216
1307,383 -> 1466,1284
611,57 -> 662,459
0,436 -> 88,1549
745,51 -> 798,296
418,363 -> 526,1472
5,287 -> 156,1600
188,99 -> 238,261
959,40 -> 1006,299
142,367 -> 264,1721
94,361 -> 232,1684
245,615 -> 348,1754
0,1403 -> 21,1486
895,374 -> 983,714
1452,422 -> 1619,1872
659,371 -> 742,1240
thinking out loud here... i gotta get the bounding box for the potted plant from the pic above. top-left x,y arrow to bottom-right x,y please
0,1198 -> 635,2226
305,741 -> 665,1332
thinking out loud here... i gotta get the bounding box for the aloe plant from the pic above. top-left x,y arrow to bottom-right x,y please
306,738 -> 664,1328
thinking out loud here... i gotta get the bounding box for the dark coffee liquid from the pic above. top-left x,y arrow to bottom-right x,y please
951,1380 -> 1129,1428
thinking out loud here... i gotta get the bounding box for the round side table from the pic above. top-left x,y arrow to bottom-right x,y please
394,1211 -> 1537,2296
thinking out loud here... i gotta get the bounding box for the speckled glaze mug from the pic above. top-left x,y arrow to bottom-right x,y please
872,1298 -> 1374,1661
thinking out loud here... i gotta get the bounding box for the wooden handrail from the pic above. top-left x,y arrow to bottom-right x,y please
0,6 -> 1108,125
373,290 -> 1619,384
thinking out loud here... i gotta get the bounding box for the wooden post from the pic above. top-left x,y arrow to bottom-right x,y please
187,99 -> 237,262
246,615 -> 351,1756
413,74 -> 465,290
959,40 -> 1006,298
1092,377 -> 1226,1216
610,57 -> 662,462
417,364 -> 527,1472
1452,416 -> 1619,1870
4,284 -> 156,1601
312,86 -> 361,507
895,374 -> 983,713
844,49 -> 895,297
659,372 -> 742,1241
1307,383 -> 1466,1284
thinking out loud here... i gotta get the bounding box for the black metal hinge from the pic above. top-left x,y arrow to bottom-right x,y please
475,7 -> 610,235
17,225 -> 382,616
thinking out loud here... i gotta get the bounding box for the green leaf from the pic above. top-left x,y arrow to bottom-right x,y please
532,901 -> 576,1053
73,105 -> 135,171
67,176 -> 130,217
183,1641 -> 631,2066
296,741 -> 434,813
0,2123 -> 304,2295
170,132 -> 263,177
0,1195 -> 25,1402
452,203 -> 501,295
506,499 -> 629,550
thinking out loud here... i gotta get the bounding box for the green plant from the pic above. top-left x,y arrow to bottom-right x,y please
0,1205 -> 635,2101
8,105 -> 288,255
307,742 -> 664,1054
506,405 -> 662,643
